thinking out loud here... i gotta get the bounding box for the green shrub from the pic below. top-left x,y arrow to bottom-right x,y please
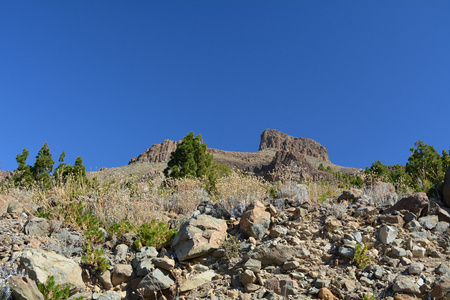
37,275 -> 81,300
222,234 -> 241,260
353,243 -> 370,269
81,245 -> 110,273
133,219 -> 177,250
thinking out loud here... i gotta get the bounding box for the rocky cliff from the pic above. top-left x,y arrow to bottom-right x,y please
129,140 -> 178,164
259,129 -> 330,162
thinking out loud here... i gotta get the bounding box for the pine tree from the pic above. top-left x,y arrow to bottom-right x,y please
32,142 -> 55,188
12,148 -> 34,186
73,156 -> 86,178
164,132 -> 214,179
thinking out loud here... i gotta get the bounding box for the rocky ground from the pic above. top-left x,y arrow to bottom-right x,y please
0,183 -> 449,300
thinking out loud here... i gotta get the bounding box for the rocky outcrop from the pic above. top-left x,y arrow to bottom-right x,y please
0,170 -> 12,182
444,166 -> 450,208
129,139 -> 178,164
259,129 -> 330,162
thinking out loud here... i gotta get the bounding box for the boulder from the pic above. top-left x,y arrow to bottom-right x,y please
383,192 -> 429,217
0,195 -> 15,216
443,166 -> 450,208
240,201 -> 271,240
17,249 -> 85,293
171,214 -> 227,261
337,189 -> 363,202
392,276 -> 421,294
111,264 -> 133,286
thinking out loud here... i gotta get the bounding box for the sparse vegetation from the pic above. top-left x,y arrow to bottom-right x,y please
222,234 -> 241,260
37,275 -> 81,300
353,243 -> 370,269
133,219 -> 177,251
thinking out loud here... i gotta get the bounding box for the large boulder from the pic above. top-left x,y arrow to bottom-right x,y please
17,249 -> 85,293
240,201 -> 271,240
383,192 -> 429,217
171,214 -> 227,261
444,166 -> 450,208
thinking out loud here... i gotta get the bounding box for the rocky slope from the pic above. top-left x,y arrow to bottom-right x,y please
0,183 -> 449,300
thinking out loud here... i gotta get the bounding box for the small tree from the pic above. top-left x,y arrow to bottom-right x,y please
164,132 -> 214,179
32,142 -> 55,188
12,148 -> 34,187
164,132 -> 219,193
406,140 -> 443,191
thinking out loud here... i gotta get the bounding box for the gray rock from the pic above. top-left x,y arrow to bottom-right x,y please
411,246 -> 426,258
419,215 -> 439,230
374,266 -> 383,279
7,276 -> 44,300
376,225 -> 398,245
314,278 -> 330,288
111,264 -> 132,286
136,258 -> 154,276
137,268 -> 174,296
435,263 -> 450,275
171,214 -> 227,261
391,247 -> 407,258
405,219 -> 422,232
244,258 -> 262,273
283,261 -> 300,270
383,192 -> 429,216
179,270 -> 216,292
98,291 -> 121,300
408,262 -> 424,275
404,212 -> 417,223
18,249 -> 85,293
98,270 -> 113,290
241,269 -> 257,285
152,257 -> 175,271
338,247 -> 354,258
135,246 -> 158,261
114,244 -> 128,262
7,201 -> 23,214
392,276 -> 421,294
433,221 -> 450,234
269,226 -> 288,238
23,218 -> 51,237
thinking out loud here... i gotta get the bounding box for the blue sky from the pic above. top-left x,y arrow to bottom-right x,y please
1,1 -> 449,172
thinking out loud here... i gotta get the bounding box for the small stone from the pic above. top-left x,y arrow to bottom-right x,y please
318,287 -> 338,300
315,278 -> 331,288
244,259 -> 261,273
377,225 -> 398,244
241,269 -> 257,285
152,257 -> 175,271
393,276 -> 421,295
391,247 -> 407,257
418,215 -> 439,230
111,264 -> 132,286
338,247 -> 354,258
405,220 -> 422,232
283,260 -> 300,270
411,246 -> 426,258
404,212 -> 417,223
408,262 -> 424,275
433,221 -> 450,234
435,263 -> 450,275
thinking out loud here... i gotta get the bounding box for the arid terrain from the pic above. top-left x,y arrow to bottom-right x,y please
0,129 -> 449,300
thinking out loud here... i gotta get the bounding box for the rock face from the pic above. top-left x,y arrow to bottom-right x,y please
171,214 -> 227,261
444,166 -> 450,208
259,129 -> 330,162
129,139 -> 178,164
265,148 -> 322,181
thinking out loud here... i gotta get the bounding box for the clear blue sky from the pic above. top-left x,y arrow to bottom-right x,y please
1,1 -> 449,172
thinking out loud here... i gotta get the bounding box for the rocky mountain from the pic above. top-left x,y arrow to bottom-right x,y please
127,129 -> 356,181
